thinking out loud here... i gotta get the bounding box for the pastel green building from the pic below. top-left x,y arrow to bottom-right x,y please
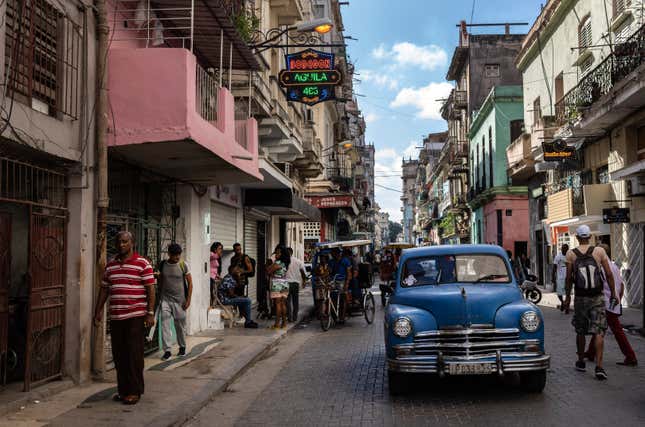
468,86 -> 530,258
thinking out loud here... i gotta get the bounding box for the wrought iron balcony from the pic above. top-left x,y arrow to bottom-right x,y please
556,22 -> 645,125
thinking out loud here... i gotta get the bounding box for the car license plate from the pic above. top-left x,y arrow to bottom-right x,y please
448,363 -> 492,375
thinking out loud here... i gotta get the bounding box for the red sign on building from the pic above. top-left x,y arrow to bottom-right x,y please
306,195 -> 353,209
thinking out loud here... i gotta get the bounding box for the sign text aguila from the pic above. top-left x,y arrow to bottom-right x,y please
278,49 -> 342,106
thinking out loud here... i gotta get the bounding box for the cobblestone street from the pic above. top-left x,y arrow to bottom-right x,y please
187,293 -> 645,427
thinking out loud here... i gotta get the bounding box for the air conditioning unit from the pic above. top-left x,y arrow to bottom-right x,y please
627,176 -> 645,197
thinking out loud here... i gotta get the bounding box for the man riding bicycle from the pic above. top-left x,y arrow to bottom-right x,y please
329,247 -> 352,322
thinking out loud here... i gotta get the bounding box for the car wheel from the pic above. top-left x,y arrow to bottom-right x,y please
388,370 -> 407,396
520,369 -> 547,393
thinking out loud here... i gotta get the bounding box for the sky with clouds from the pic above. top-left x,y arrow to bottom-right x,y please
342,0 -> 544,222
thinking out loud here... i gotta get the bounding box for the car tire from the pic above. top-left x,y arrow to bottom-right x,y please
520,369 -> 547,393
388,370 -> 407,395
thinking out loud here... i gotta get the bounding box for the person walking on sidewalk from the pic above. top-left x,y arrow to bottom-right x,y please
564,225 -> 618,381
267,244 -> 290,329
584,243 -> 638,367
218,266 -> 259,328
210,242 -> 223,307
93,231 -> 156,405
552,244 -> 569,313
285,247 -> 307,322
157,243 -> 192,361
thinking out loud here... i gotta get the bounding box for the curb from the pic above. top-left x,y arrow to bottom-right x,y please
149,305 -> 316,427
0,379 -> 76,418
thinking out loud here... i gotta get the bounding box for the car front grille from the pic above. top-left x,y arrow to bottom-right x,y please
412,328 -> 522,357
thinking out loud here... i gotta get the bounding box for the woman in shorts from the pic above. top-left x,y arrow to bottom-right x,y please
266,244 -> 291,329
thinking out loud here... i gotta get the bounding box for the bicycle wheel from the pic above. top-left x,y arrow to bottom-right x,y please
320,296 -> 332,331
363,292 -> 375,324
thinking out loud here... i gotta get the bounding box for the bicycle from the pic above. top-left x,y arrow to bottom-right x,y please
319,275 -> 345,331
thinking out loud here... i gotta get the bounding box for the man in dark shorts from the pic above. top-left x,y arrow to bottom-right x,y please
564,225 -> 617,380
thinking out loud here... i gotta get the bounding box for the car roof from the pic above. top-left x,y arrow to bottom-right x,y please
399,244 -> 509,262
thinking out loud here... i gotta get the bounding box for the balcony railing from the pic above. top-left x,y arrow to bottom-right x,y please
506,133 -> 531,170
556,22 -> 645,124
196,63 -> 219,122
454,90 -> 467,108
235,121 -> 247,149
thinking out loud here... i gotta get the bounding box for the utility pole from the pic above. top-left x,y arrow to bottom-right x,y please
93,0 -> 109,378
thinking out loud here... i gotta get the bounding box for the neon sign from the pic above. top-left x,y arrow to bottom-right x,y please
278,49 -> 342,106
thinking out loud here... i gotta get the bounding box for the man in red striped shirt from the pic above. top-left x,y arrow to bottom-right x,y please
94,231 -> 156,405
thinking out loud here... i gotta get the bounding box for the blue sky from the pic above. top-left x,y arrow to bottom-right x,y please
342,0 -> 545,221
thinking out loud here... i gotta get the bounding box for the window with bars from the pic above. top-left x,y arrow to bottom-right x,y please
578,15 -> 592,50
4,0 -> 82,119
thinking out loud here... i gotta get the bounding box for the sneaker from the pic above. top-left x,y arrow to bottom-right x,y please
595,366 -> 607,380
161,351 -> 172,361
177,347 -> 186,357
575,360 -> 586,372
616,359 -> 638,366
244,321 -> 259,329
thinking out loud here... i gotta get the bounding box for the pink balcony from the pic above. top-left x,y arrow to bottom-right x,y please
108,48 -> 261,184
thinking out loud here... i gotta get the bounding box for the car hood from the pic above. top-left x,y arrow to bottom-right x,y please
392,284 -> 521,328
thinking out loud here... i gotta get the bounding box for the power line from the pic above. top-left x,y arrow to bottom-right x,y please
375,183 -> 403,193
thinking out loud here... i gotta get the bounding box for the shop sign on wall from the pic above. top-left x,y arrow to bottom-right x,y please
278,49 -> 342,106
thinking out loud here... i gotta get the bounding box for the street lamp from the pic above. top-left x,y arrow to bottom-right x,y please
249,18 -> 344,51
321,140 -> 353,154
295,18 -> 333,34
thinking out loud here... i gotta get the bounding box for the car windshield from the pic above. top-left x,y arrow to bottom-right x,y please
400,254 -> 511,287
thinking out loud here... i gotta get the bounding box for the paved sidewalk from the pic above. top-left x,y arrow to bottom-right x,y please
0,288 -> 315,427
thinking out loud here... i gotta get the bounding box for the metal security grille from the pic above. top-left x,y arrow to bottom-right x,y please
4,0 -> 82,119
0,157 -> 66,207
211,202 -> 237,249
25,208 -> 66,390
243,218 -> 258,303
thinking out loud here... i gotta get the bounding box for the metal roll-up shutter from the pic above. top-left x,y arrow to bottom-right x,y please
211,202 -> 237,249
244,218 -> 258,304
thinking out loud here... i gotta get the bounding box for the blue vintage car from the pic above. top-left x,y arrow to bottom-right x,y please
384,245 -> 549,394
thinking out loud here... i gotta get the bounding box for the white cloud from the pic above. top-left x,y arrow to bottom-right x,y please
402,142 -> 420,159
364,112 -> 380,124
371,42 -> 448,71
375,148 -> 396,161
374,150 -> 405,221
371,43 -> 388,59
359,69 -> 399,90
390,82 -> 453,120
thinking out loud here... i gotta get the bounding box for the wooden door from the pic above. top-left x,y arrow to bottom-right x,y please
24,210 -> 66,391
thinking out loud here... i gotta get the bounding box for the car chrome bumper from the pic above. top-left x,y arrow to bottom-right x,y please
387,352 -> 550,375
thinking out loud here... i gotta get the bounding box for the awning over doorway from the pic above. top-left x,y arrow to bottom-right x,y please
244,189 -> 320,221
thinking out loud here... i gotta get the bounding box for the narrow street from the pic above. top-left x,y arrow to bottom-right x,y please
186,288 -> 645,427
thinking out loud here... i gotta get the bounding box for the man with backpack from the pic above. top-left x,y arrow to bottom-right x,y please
564,225 -> 618,380
231,243 -> 255,297
157,243 -> 192,360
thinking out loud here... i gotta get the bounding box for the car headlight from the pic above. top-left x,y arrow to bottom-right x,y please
393,317 -> 412,338
520,311 -> 540,332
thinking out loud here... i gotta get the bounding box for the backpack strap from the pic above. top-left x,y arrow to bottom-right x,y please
585,247 -> 595,256
572,248 -> 584,258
